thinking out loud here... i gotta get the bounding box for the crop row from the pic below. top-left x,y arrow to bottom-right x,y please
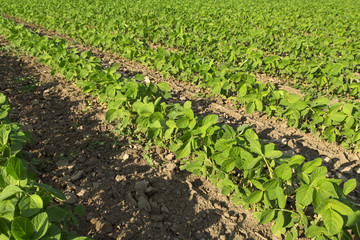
1,0 -> 360,152
1,16 -> 359,239
2,0 -> 360,98
0,92 -> 91,239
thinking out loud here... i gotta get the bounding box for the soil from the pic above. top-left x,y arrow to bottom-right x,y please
1,15 -> 360,240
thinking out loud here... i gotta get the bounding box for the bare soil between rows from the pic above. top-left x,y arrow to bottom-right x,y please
1,15 -> 360,240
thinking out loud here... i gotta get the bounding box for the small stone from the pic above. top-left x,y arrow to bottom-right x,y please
322,156 -> 332,163
144,76 -> 150,84
123,154 -> 130,160
138,195 -> 152,212
44,145 -> 56,156
63,175 -> 71,182
335,171 -> 348,182
165,162 -> 176,173
76,188 -> 89,197
86,212 -> 100,221
160,205 -> 169,214
280,137 -> 288,145
145,186 -> 157,196
126,192 -> 137,206
151,215 -> 164,222
103,221 -> 113,233
115,175 -> 126,182
71,170 -> 84,181
65,192 -> 77,204
165,153 -> 174,161
92,182 -> 100,188
224,212 -> 230,218
135,181 -> 149,195
219,235 -> 226,240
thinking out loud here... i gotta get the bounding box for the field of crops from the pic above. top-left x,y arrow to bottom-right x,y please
1,0 -> 360,239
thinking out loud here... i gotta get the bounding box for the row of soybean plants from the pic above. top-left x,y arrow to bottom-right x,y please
0,93 -> 90,239
1,0 -> 360,152
1,16 -> 359,240
2,0 -> 360,97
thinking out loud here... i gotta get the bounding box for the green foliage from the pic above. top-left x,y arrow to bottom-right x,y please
1,16 -> 359,240
1,0 -> 360,152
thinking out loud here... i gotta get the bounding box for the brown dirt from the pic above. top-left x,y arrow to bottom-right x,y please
1,15 -> 360,240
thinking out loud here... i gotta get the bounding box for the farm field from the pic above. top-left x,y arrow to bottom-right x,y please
0,0 -> 360,239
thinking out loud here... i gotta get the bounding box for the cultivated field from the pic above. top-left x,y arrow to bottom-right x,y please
1,0 -> 360,239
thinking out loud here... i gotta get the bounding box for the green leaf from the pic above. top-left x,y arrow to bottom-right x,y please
322,209 -> 343,235
11,217 -> 35,240
296,184 -> 313,206
264,150 -> 282,159
330,112 -> 346,122
31,212 -> 49,240
176,116 -> 189,129
157,82 -> 171,92
258,209 -> 275,225
343,179 -> 356,196
202,114 -> 218,126
0,125 -> 11,146
274,164 -> 292,180
0,217 -> 10,238
248,138 -> 262,155
19,194 -> 43,218
272,211 -> 285,236
40,224 -> 61,240
6,157 -> 25,181
342,103 -> 354,115
246,101 -> 255,114
288,155 -> 305,168
305,225 -> 324,238
0,185 -> 22,201
175,140 -> 192,159
245,190 -> 263,204
46,207 -> 67,222
33,183 -> 66,201
74,205 -> 86,216
302,158 -> 322,174
263,179 -> 278,190
327,199 -> 354,216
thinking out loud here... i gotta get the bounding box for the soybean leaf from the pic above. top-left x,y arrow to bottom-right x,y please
0,217 -> 10,238
40,224 -> 61,240
296,184 -> 313,206
272,211 -> 285,236
274,164 -> 292,180
19,194 -> 43,218
0,185 -> 22,201
31,212 -> 49,240
288,155 -> 305,168
46,207 -> 67,222
245,190 -> 263,204
11,217 -> 35,240
343,179 -> 356,196
305,225 -> 324,238
175,140 -> 192,159
74,204 -> 86,216
322,209 -> 343,235
0,124 -> 11,146
202,114 -> 218,126
6,157 -> 25,180
302,158 -> 322,174
258,209 -> 275,225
